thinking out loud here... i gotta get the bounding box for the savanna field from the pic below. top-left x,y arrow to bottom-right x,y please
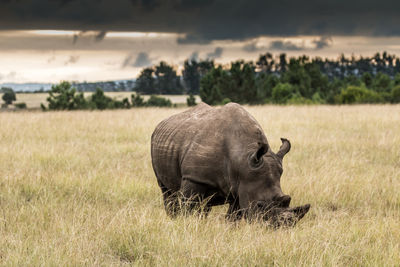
1,105 -> 400,266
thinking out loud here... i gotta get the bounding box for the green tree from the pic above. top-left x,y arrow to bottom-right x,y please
282,58 -> 312,98
45,81 -> 87,110
200,66 -> 229,105
154,61 -> 183,94
272,83 -> 296,104
361,72 -> 373,87
256,73 -> 279,101
391,85 -> 400,103
134,68 -> 156,94
372,72 -> 392,93
89,88 -> 114,110
1,87 -> 16,105
337,85 -> 383,104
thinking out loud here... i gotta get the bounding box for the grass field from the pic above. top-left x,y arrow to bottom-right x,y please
0,93 -> 200,109
1,105 -> 400,265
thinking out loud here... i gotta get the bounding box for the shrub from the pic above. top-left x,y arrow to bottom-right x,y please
337,86 -> 383,104
131,93 -> 145,107
14,102 -> 27,109
271,83 -> 295,104
391,85 -> 400,103
89,88 -> 114,110
287,94 -> 314,105
146,95 -> 172,107
186,94 -> 197,106
45,81 -> 88,110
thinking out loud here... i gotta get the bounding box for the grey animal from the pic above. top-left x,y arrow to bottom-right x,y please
151,103 -> 310,226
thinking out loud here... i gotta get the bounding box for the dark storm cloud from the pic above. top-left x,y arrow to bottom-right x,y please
206,47 -> 223,59
312,36 -> 332,50
132,52 -> 152,67
269,40 -> 305,51
1,0 -> 400,42
122,52 -> 153,68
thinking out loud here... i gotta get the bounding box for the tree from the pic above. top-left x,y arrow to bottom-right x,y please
134,67 -> 156,94
183,60 -> 200,94
372,72 -> 392,93
1,87 -> 16,105
337,86 -> 382,104
45,81 -> 87,110
154,61 -> 183,94
362,72 -> 373,87
391,85 -> 400,103
271,83 -> 296,104
200,66 -> 228,105
89,88 -> 114,110
282,58 -> 312,98
256,73 -> 279,101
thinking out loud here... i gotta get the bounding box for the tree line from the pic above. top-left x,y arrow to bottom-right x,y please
135,52 -> 400,104
40,81 -> 182,111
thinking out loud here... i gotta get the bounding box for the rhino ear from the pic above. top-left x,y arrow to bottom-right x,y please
277,138 -> 291,159
249,143 -> 268,167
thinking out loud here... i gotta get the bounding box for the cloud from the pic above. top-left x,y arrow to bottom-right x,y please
206,47 -> 223,59
132,52 -> 152,67
64,55 -> 80,65
122,52 -> 153,68
94,31 -> 107,42
72,31 -> 107,44
0,71 -> 17,81
189,51 -> 199,61
242,41 -> 267,52
312,36 -> 332,50
1,0 -> 400,43
269,40 -> 305,51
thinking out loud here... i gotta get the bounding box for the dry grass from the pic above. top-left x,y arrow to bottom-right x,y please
1,93 -> 200,109
1,105 -> 400,266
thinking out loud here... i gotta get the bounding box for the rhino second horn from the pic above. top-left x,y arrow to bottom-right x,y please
277,138 -> 291,159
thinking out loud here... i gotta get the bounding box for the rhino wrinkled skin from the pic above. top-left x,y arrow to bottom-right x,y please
151,102 -> 310,226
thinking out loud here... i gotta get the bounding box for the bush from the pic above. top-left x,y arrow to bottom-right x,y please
392,85 -> 400,103
286,94 -> 314,105
146,95 -> 172,107
186,94 -> 197,106
14,102 -> 27,109
337,86 -> 383,104
45,81 -> 88,110
131,93 -> 145,107
272,83 -> 295,104
89,88 -> 114,110
1,87 -> 16,105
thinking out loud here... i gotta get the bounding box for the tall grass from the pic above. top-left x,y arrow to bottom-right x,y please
1,105 -> 400,265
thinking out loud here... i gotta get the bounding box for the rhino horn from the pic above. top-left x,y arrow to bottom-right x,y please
276,138 -> 291,159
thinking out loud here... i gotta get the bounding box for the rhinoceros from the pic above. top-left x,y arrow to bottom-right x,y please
151,102 -> 310,226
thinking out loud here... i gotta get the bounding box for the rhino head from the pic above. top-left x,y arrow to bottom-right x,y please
239,138 -> 310,227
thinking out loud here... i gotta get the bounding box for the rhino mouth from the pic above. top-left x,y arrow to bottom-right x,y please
253,203 -> 311,227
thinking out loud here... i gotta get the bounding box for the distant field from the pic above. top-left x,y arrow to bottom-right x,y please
1,105 -> 400,265
1,92 -> 201,109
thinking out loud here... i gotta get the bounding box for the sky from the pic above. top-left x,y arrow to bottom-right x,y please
1,0 -> 400,83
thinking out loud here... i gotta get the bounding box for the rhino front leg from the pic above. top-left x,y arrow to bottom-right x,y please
226,197 -> 243,221
180,178 -> 214,216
